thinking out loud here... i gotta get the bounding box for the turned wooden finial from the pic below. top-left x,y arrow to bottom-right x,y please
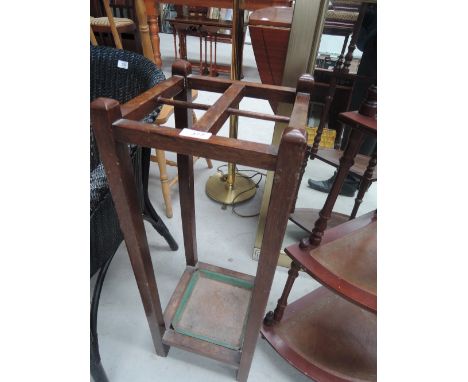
296,73 -> 315,95
358,85 -> 377,118
172,59 -> 192,77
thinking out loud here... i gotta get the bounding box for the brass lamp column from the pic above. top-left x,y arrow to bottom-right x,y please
205,0 -> 257,205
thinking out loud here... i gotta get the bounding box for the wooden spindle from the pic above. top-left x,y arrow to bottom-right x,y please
350,151 -> 376,219
265,261 -> 301,325
341,2 -> 368,73
311,77 -> 337,158
145,0 -> 163,67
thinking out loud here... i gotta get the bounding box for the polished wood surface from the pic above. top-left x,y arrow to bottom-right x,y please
262,287 -> 377,381
249,6 -> 292,27
248,6 -> 292,91
91,61 -> 311,381
287,211 -> 377,312
262,87 -> 377,379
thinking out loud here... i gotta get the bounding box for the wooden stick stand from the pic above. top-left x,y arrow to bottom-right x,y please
90,60 -> 312,381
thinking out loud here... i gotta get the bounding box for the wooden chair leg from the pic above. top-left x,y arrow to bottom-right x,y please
155,149 -> 173,218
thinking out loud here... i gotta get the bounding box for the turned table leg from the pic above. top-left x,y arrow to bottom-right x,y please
264,261 -> 301,326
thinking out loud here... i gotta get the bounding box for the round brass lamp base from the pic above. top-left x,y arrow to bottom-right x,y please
206,172 -> 257,205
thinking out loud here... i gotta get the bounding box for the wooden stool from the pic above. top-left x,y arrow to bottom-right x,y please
150,89 -> 213,218
262,87 -> 377,381
90,59 -> 313,382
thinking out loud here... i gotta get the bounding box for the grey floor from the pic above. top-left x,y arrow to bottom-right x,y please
92,33 -> 377,382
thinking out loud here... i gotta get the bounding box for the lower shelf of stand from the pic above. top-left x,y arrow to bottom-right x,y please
289,208 -> 349,234
163,262 -> 255,367
261,287 -> 376,382
287,210 -> 377,312
315,149 -> 377,179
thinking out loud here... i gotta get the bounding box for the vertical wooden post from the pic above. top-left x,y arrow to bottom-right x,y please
145,0 -> 163,67
237,127 -> 308,382
102,0 -> 123,49
90,97 -> 168,356
135,0 -> 156,63
307,128 -> 364,247
337,2 -> 367,73
271,261 -> 301,323
350,151 -> 376,219
172,60 -> 197,267
311,76 -> 337,157
307,84 -> 376,246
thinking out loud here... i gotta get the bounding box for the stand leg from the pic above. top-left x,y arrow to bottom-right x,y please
307,128 -> 364,248
91,98 -> 168,358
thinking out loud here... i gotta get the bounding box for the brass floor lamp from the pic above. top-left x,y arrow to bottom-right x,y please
205,0 -> 257,205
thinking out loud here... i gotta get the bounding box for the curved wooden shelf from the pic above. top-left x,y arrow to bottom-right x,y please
262,287 -> 376,382
286,210 -> 377,312
289,208 -> 349,234
315,149 -> 377,179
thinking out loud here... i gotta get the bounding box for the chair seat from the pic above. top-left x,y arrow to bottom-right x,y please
326,10 -> 358,22
90,16 -> 135,33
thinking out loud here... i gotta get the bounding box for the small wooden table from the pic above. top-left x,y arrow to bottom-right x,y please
91,59 -> 313,382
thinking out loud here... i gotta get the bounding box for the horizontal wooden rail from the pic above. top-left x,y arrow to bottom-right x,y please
120,76 -> 185,120
157,98 -> 291,124
187,75 -> 297,104
112,119 -> 279,171
192,83 -> 245,133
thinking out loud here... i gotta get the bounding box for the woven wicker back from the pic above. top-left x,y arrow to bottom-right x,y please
90,45 -> 165,170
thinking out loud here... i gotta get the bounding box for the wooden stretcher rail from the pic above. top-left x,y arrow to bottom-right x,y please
192,83 -> 245,133
112,119 -> 279,171
187,75 -> 298,104
157,98 -> 291,124
120,76 -> 185,121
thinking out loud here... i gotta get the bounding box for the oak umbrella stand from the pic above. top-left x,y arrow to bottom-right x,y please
261,90 -> 377,381
90,59 -> 313,382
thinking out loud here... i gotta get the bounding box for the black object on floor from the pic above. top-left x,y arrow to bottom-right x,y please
308,175 -> 359,197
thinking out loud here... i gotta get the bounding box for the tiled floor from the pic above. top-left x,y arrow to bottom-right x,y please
91,33 -> 376,382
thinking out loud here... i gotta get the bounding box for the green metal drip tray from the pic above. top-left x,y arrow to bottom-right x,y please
172,268 -> 254,350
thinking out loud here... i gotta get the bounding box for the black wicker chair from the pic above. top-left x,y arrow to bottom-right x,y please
90,45 -> 177,382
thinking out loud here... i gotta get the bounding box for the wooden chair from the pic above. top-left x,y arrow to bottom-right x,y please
90,59 -> 312,382
262,88 -> 377,381
90,0 -> 141,53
